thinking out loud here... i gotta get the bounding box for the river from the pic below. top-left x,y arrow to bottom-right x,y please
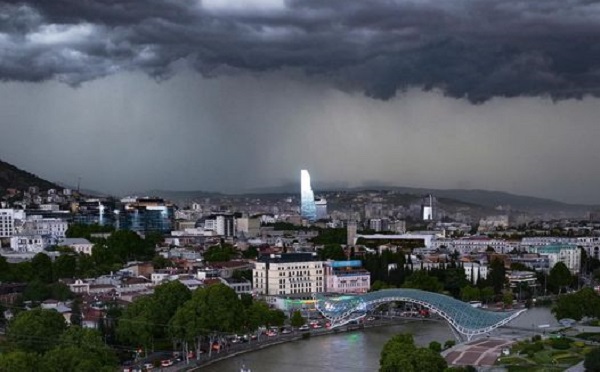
200,307 -> 556,372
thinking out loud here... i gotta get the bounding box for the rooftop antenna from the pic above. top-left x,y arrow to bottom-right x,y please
77,177 -> 81,194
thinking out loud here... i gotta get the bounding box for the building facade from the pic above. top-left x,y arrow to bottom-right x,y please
253,253 -> 325,296
324,260 -> 370,294
524,244 -> 581,274
0,209 -> 15,237
300,170 -> 317,222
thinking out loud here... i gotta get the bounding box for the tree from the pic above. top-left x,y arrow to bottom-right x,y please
22,280 -> 51,302
70,298 -> 82,327
403,270 -> 443,293
429,341 -> 442,353
268,309 -> 286,327
553,287 -> 600,321
318,244 -> 347,261
444,340 -> 456,349
53,254 -> 77,279
0,351 -> 40,371
49,282 -> 73,301
55,327 -> 118,368
548,262 -> 572,294
31,253 -> 54,283
203,244 -> 237,263
41,346 -> 116,372
290,310 -> 305,328
502,291 -> 514,308
152,255 -> 172,270
371,280 -> 393,291
380,333 -> 447,372
442,267 -> 469,298
244,301 -> 271,331
0,255 -> 11,282
487,258 -> 506,294
584,347 -> 600,372
148,281 -> 191,339
481,287 -> 495,304
460,286 -> 480,302
7,308 -> 67,353
116,296 -> 155,351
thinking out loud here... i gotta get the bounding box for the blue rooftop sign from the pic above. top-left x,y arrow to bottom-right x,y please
330,260 -> 362,268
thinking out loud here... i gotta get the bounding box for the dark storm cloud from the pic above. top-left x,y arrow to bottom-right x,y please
1,0 -> 600,101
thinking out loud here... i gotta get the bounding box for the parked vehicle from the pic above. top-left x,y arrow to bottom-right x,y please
160,360 -> 173,367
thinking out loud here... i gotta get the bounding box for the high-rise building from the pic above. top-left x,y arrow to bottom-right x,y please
315,198 -> 328,220
347,220 -> 357,246
0,209 -> 15,238
300,170 -> 317,222
422,194 -> 434,221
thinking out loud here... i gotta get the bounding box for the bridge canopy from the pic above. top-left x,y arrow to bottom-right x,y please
314,288 -> 525,339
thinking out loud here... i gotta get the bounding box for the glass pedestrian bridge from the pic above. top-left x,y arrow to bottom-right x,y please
314,288 -> 526,340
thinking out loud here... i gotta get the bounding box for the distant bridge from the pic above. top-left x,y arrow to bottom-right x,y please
314,289 -> 525,341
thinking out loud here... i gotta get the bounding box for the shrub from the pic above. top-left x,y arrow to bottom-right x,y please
531,335 -> 542,342
429,341 -> 442,353
584,348 -> 600,371
444,340 -> 456,349
550,338 -> 572,350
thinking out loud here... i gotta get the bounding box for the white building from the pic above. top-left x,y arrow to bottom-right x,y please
10,234 -> 48,252
324,260 -> 370,294
219,277 -> 253,296
435,237 -> 518,254
0,209 -> 15,237
524,244 -> 581,274
216,215 -> 235,236
253,253 -> 325,296
60,238 -> 94,255
21,216 -> 68,242
522,236 -> 600,259
463,262 -> 489,283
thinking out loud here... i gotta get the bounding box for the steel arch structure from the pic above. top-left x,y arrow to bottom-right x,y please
314,289 -> 525,340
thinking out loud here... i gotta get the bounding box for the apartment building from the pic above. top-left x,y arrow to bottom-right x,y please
253,253 -> 325,296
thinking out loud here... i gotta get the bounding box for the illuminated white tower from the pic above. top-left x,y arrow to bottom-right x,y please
422,194 -> 433,221
300,170 -> 317,221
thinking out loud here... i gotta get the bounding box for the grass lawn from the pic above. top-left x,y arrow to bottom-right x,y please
498,337 -> 586,370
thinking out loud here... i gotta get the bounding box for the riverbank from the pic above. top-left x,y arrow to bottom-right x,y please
178,318 -> 423,371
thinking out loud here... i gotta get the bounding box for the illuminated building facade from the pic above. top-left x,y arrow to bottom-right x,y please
300,170 -> 317,222
118,197 -> 174,234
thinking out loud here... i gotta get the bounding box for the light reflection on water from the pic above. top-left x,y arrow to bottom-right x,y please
202,307 -> 554,372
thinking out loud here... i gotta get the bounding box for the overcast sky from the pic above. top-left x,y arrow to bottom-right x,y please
1,0 -> 600,203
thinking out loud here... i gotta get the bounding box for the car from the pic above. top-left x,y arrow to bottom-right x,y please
281,328 -> 292,334
298,324 -> 310,331
367,316 -> 376,321
143,363 -> 153,370
160,360 -> 174,367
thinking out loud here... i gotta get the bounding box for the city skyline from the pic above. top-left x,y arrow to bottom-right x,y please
1,1 -> 600,203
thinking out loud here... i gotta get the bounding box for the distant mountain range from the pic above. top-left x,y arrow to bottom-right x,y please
0,159 -> 62,193
0,157 -> 594,215
148,184 -> 596,215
